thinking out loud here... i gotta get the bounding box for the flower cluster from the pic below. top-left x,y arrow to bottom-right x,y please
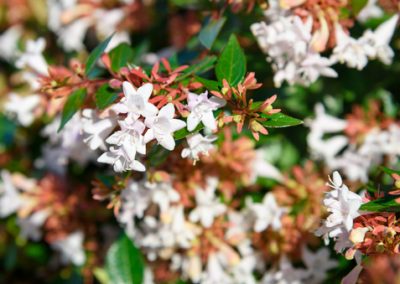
307,101 -> 400,182
0,1 -> 400,283
251,1 -> 398,86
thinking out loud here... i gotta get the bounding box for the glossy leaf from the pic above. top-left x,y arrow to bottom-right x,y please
199,17 -> 226,49
177,56 -> 217,81
352,0 -> 368,15
195,76 -> 220,91
109,43 -> 135,72
215,34 -> 246,86
58,88 -> 86,132
261,113 -> 303,128
95,84 -> 119,109
360,197 -> 400,212
106,233 -> 145,284
85,34 -> 114,78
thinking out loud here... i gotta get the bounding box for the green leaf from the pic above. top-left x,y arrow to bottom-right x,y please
261,112 -> 303,128
85,34 -> 114,78
177,56 -> 217,81
352,0 -> 368,15
195,76 -> 220,91
174,124 -> 204,140
95,84 -> 119,109
380,166 -> 400,176
199,17 -> 226,49
215,34 -> 246,86
58,88 -> 86,132
109,43 -> 135,72
0,114 -> 16,146
360,197 -> 400,212
106,233 -> 144,284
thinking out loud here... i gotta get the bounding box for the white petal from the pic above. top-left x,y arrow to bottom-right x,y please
201,111 -> 216,130
187,113 -> 200,131
159,103 -> 175,119
122,81 -> 136,97
138,83 -> 153,101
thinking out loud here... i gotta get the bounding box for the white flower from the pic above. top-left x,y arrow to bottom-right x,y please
186,91 -> 226,131
4,93 -> 40,126
306,104 -> 348,161
16,38 -> 48,75
39,114 -> 95,173
51,231 -> 86,266
114,82 -> 158,120
149,181 -> 180,213
81,109 -> 117,151
17,210 -> 50,241
0,171 -> 22,218
246,192 -> 286,232
201,253 -> 233,284
331,24 -> 369,70
181,133 -> 217,163
361,14 -> 399,65
98,119 -> 146,172
57,18 -> 92,52
189,177 -> 226,228
357,0 -> 383,23
144,103 -> 186,151
117,180 -> 152,237
262,256 -> 308,284
0,25 -> 22,61
302,246 -> 337,284
251,16 -> 336,87
250,148 -> 283,182
316,172 -> 363,242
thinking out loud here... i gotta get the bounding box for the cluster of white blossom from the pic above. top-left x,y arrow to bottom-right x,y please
46,0 -> 135,52
307,104 -> 400,182
116,173 -> 336,283
251,1 -> 398,87
251,15 -> 337,87
0,170 -> 86,266
92,82 -> 225,172
3,38 -> 48,127
316,172 -> 364,251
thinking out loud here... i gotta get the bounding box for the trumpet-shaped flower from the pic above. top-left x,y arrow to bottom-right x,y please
4,93 -> 40,127
316,172 -> 363,242
81,109 -> 117,151
144,103 -> 186,151
98,119 -> 146,172
189,178 -> 226,228
181,133 -> 217,163
361,14 -> 398,65
114,82 -> 158,119
16,38 -> 48,75
246,192 -> 286,232
186,91 -> 226,131
0,171 -> 22,217
51,231 -> 86,266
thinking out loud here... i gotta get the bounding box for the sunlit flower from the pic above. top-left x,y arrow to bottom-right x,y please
144,103 -> 186,151
186,91 -> 226,131
98,119 -> 146,172
81,109 -> 117,151
114,82 -> 158,119
181,133 -> 217,163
